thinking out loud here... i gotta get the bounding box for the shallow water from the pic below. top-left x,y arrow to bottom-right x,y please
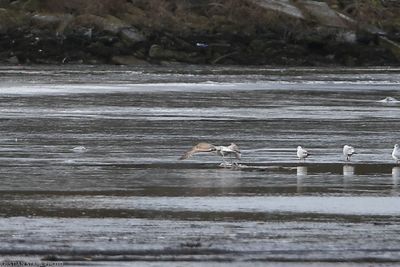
0,65 -> 400,266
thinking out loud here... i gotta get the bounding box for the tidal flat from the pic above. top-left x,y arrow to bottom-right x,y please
0,65 -> 399,266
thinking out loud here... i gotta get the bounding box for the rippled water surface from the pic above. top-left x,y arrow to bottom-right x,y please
0,65 -> 400,266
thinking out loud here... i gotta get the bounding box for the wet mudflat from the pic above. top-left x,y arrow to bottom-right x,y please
0,65 -> 400,266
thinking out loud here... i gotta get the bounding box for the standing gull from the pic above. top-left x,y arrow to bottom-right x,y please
392,144 -> 400,163
297,146 -> 310,161
179,142 -> 241,166
343,145 -> 356,161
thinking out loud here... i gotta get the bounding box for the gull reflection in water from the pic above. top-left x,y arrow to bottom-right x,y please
297,166 -> 307,176
392,167 -> 400,189
343,165 -> 355,176
296,166 -> 307,194
343,165 -> 355,189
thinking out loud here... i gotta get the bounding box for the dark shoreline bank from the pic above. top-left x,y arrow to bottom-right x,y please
1,0 -> 400,66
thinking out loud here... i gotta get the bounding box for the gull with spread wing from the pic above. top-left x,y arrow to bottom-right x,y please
179,142 -> 241,166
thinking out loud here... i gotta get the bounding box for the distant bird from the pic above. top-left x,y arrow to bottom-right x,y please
343,145 -> 356,161
72,146 -> 87,152
392,144 -> 400,163
179,142 -> 241,165
297,146 -> 310,161
196,42 -> 209,48
378,97 -> 400,103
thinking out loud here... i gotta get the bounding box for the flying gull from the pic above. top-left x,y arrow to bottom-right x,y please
179,142 -> 241,166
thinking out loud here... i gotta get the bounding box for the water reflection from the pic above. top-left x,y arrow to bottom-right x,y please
392,167 -> 400,189
343,165 -> 355,177
2,66 -> 400,263
175,168 -> 243,194
343,165 -> 355,189
297,166 -> 307,177
296,166 -> 307,194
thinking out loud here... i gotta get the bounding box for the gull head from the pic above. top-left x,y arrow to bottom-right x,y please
344,144 -> 354,150
395,144 -> 399,149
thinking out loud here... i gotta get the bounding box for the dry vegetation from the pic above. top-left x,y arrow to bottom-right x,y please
40,0 -> 128,15
28,0 -> 398,38
333,0 -> 400,32
35,0 -> 298,34
37,0 -> 398,38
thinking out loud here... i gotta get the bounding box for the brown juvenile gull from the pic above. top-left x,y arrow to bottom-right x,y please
179,142 -> 217,160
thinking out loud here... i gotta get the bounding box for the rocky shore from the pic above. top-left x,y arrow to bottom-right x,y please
0,0 -> 399,66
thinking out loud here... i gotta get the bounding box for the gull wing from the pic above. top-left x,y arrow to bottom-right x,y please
343,145 -> 355,156
228,143 -> 241,159
179,142 -> 215,160
297,147 -> 311,158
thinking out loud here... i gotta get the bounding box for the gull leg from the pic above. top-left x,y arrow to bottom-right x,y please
222,156 -> 228,167
230,154 -> 239,168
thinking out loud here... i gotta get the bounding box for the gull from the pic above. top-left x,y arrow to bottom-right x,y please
392,144 -> 400,163
378,97 -> 400,103
343,145 -> 356,161
297,146 -> 310,161
179,143 -> 216,160
72,146 -> 87,152
215,143 -> 241,166
179,142 -> 241,166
